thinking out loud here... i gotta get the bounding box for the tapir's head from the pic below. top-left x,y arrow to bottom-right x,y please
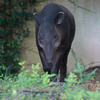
33,12 -> 64,64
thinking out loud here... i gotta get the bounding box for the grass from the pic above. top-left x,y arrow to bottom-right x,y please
0,61 -> 100,100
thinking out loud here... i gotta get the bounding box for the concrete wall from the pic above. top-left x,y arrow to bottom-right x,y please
20,0 -> 100,72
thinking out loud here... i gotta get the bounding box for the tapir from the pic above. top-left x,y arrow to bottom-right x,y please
33,3 -> 75,82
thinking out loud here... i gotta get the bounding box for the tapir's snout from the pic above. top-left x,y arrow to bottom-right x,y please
44,50 -> 54,64
43,42 -> 55,65
46,58 -> 53,64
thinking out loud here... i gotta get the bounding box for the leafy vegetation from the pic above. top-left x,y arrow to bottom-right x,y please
0,0 -> 39,77
0,61 -> 100,100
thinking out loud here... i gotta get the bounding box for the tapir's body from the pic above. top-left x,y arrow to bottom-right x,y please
33,3 -> 75,82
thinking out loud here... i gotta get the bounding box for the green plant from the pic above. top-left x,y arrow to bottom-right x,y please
73,62 -> 98,83
0,0 -> 39,77
0,62 -> 56,99
60,62 -> 99,100
0,61 -> 100,100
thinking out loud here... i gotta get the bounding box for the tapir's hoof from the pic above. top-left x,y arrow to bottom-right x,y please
50,77 -> 57,82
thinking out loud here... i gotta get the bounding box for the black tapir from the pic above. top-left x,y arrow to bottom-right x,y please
33,3 -> 75,82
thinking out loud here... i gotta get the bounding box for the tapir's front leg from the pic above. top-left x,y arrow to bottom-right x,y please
60,46 -> 71,82
50,51 -> 64,82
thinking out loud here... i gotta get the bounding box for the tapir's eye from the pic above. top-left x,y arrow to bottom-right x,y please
40,37 -> 43,42
54,36 -> 58,41
54,36 -> 56,39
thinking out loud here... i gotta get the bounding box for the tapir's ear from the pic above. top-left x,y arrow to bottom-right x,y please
55,12 -> 64,24
33,13 -> 41,25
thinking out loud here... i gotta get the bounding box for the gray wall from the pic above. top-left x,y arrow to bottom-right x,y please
20,0 -> 100,72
